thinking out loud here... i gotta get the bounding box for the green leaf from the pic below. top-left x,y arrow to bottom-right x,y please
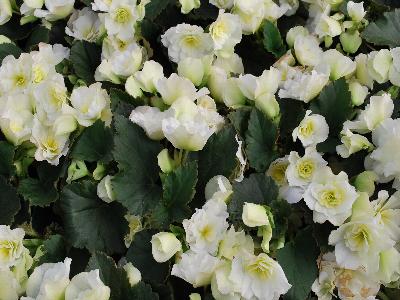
262,21 -> 286,58
0,43 -> 22,63
87,252 -> 159,300
71,120 -> 114,162
145,0 -> 174,21
154,161 -> 198,227
362,9 -> 400,47
37,235 -> 66,265
372,0 -> 400,8
0,17 -> 34,40
228,107 -> 252,138
25,26 -> 50,50
59,181 -> 128,254
245,108 -> 279,172
0,176 -> 20,225
228,173 -> 278,224
18,178 -> 58,207
0,141 -> 15,176
70,41 -> 101,84
112,115 -> 162,215
310,78 -> 353,137
277,227 -> 319,300
126,230 -> 169,283
110,88 -> 143,106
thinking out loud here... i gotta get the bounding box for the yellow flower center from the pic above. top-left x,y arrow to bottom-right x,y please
14,74 -> 26,87
270,163 -> 288,185
298,120 -> 314,137
296,159 -> 315,179
115,7 -> 130,24
44,137 -> 59,152
211,21 -> 227,39
245,254 -> 274,279
200,225 -> 214,241
319,188 -> 344,208
33,66 -> 46,84
9,121 -> 23,133
50,88 -> 66,106
183,35 -> 200,48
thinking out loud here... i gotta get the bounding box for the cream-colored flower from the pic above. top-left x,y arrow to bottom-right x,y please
0,226 -> 25,269
336,129 -> 373,158
34,0 -> 75,21
294,35 -> 323,67
151,232 -> 182,263
292,110 -> 329,147
242,203 -> 269,227
179,0 -> 200,14
232,0 -> 265,34
66,8 -> 102,42
65,270 -> 110,300
104,0 -> 138,40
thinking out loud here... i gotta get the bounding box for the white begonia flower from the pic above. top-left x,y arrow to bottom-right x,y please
151,232 -> 182,263
183,198 -> 229,254
218,226 -> 254,260
0,54 -> 32,94
65,82 -> 112,127
335,268 -> 380,300
367,49 -> 392,84
53,114 -> 77,136
286,26 -> 309,48
232,0 -> 265,34
205,175 -> 233,202
347,1 -> 366,22
213,53 -> 244,75
322,49 -> 356,80
376,247 -> 400,284
21,0 -> 44,16
349,80 -> 369,106
355,53 -> 374,89
178,56 -> 213,87
104,0 -> 138,40
336,129 -> 373,159
329,217 -> 395,274
34,0 -> 75,21
161,24 -> 213,63
134,60 -> 164,93
207,66 -> 229,102
179,0 -> 200,14
11,247 -> 33,295
129,106 -> 172,140
286,147 -> 328,188
123,262 -> 141,287
278,66 -> 329,102
292,110 -> 329,147
97,175 -> 115,203
264,0 -> 291,22
267,156 -> 290,187
237,73 -> 257,100
222,77 -> 246,108
294,35 -> 323,67
242,203 -> 270,227
0,269 -> 20,300
340,30 -> 363,54
211,260 -> 241,300
209,0 -> 234,9
26,258 -> 72,300
65,8 -> 102,42
30,118 -> 69,166
65,270 -> 110,300
311,252 -> 336,300
304,166 -> 358,226
343,93 -> 394,134
156,73 -> 202,105
171,249 -> 220,288
34,43 -> 70,68
92,0 -> 112,11
389,47 -> 400,86
315,11 -> 342,38
229,252 -> 291,300
0,93 -> 34,146
371,191 -> 400,241
0,226 -> 25,269
0,0 -> 12,25
366,118 -> 400,188
161,97 -> 224,151
210,10 -> 242,57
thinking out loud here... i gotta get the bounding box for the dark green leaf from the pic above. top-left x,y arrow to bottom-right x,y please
228,173 -> 278,224
71,120 -> 114,162
145,0 -> 175,21
59,181 -> 128,254
110,88 -> 143,106
245,108 -> 279,172
37,235 -> 66,265
263,21 -> 286,58
154,161 -> 198,227
0,176 -> 20,225
112,115 -> 162,215
87,252 -> 159,300
0,141 -> 15,176
279,98 -> 305,138
362,9 -> 400,47
126,230 -> 169,283
310,78 -> 353,137
0,17 -> 34,40
0,43 -> 22,63
25,26 -> 50,50
277,227 -> 319,300
228,107 -> 252,137
70,41 -> 101,84
372,0 -> 400,8
18,178 -> 58,207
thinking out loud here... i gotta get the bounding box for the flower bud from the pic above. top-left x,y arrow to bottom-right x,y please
255,93 -> 280,120
157,149 -> 177,173
179,0 -> 200,14
125,76 -> 143,98
205,175 -> 232,202
349,80 -> 368,106
0,0 -> 12,25
242,203 -> 269,227
93,162 -> 106,181
151,232 -> 182,263
67,160 -> 89,183
65,270 -> 110,300
97,175 -> 115,203
189,293 -> 202,300
286,26 -> 309,48
178,56 -> 212,87
347,1 -> 366,22
0,35 -> 12,44
123,263 -> 142,287
336,129 -> 373,158
53,114 -> 77,136
353,171 -> 378,197
340,30 -> 362,54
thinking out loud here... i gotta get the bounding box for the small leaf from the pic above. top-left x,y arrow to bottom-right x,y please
0,43 -> 22,63
71,120 -> 114,162
277,227 -> 319,300
25,26 -> 50,50
145,0 -> 175,21
245,108 -> 279,172
37,235 -> 66,265
59,181 -> 128,254
70,41 -> 101,84
362,8 -> 400,47
0,176 -> 20,225
18,178 -> 58,207
228,107 -> 252,137
263,21 -> 286,58
110,88 -> 143,106
0,141 -> 15,176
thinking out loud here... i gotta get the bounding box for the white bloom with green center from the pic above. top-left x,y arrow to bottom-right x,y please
161,24 -> 213,63
315,11 -> 342,38
104,0 -> 138,40
218,226 -> 254,260
304,167 -> 358,226
321,49 -> 356,80
232,0 -> 265,34
336,129 -> 373,159
294,35 -> 323,67
371,191 -> 400,241
0,0 -> 12,25
65,270 -> 110,300
183,198 -> 229,254
66,8 -> 102,42
108,43 -> 144,78
210,10 -> 242,57
286,147 -> 327,188
367,49 -> 392,84
34,0 -> 75,21
229,252 -> 291,300
0,226 -> 25,269
26,258 -> 72,300
151,232 -> 182,263
133,60 -> 164,93
0,54 -> 33,94
171,249 -> 220,288
292,110 -> 329,147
